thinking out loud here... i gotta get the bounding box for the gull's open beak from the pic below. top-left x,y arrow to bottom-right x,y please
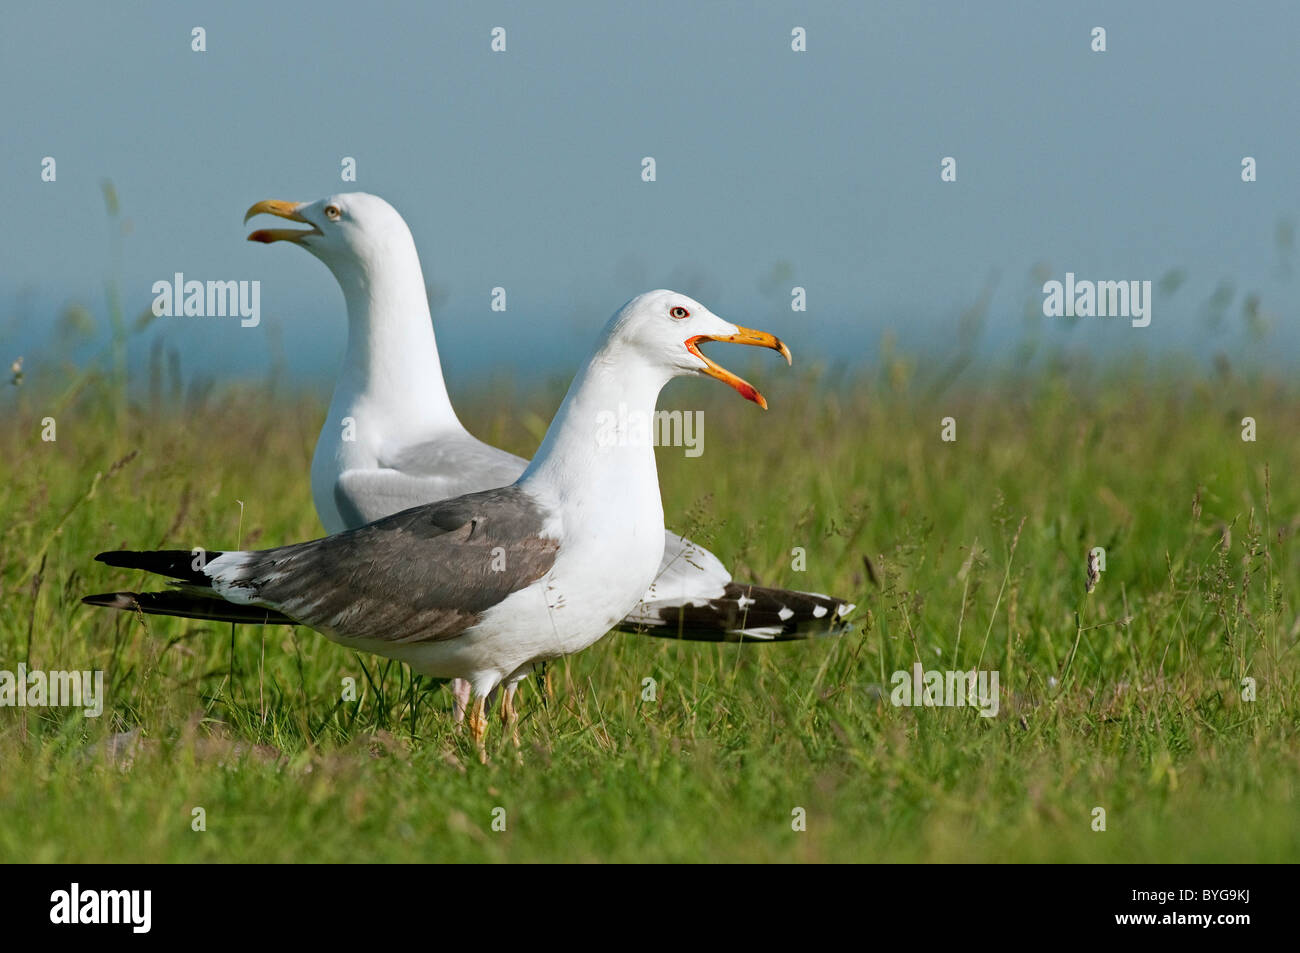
244,200 -> 321,244
685,326 -> 792,410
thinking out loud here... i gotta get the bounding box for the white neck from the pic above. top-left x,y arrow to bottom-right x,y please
521,343 -> 670,518
325,238 -> 462,435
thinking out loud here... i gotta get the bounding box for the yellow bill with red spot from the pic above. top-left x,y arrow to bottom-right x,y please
685,326 -> 792,410
243,200 -> 320,243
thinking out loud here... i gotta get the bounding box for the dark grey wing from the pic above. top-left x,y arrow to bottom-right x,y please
334,433 -> 529,529
221,485 -> 558,644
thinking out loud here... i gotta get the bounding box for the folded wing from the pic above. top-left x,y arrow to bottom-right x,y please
87,486 -> 559,645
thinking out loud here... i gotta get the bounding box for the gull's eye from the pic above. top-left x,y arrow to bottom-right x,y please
324,205 -> 342,221
669,306 -> 690,319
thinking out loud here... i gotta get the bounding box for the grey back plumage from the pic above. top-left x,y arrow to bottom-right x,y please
233,484 -> 557,644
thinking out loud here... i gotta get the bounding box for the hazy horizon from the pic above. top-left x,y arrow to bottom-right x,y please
4,1 -> 1296,395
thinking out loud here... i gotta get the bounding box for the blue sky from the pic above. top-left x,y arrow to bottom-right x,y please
3,1 -> 1296,393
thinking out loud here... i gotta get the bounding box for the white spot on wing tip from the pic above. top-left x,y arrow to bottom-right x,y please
812,605 -> 828,618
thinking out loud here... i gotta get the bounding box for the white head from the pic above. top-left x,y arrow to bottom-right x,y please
244,192 -> 418,284
600,290 -> 791,409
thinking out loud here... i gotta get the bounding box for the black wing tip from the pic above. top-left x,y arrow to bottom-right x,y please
81,589 -> 296,626
82,591 -> 141,610
94,549 -> 167,568
92,548 -> 223,585
625,583 -> 857,642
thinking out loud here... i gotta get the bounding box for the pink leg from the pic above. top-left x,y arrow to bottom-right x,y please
451,678 -> 472,724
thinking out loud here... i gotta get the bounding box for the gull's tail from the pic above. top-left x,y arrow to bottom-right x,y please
620,533 -> 856,642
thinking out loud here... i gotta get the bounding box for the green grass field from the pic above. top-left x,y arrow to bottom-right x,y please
1,351 -> 1296,862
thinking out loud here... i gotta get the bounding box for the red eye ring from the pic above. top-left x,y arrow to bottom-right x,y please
670,306 -> 690,319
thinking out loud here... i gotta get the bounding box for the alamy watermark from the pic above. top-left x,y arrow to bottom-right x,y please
151,273 -> 260,327
0,664 -> 103,717
1042,272 -> 1151,327
595,404 -> 704,457
50,883 -> 150,933
889,662 -> 999,717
